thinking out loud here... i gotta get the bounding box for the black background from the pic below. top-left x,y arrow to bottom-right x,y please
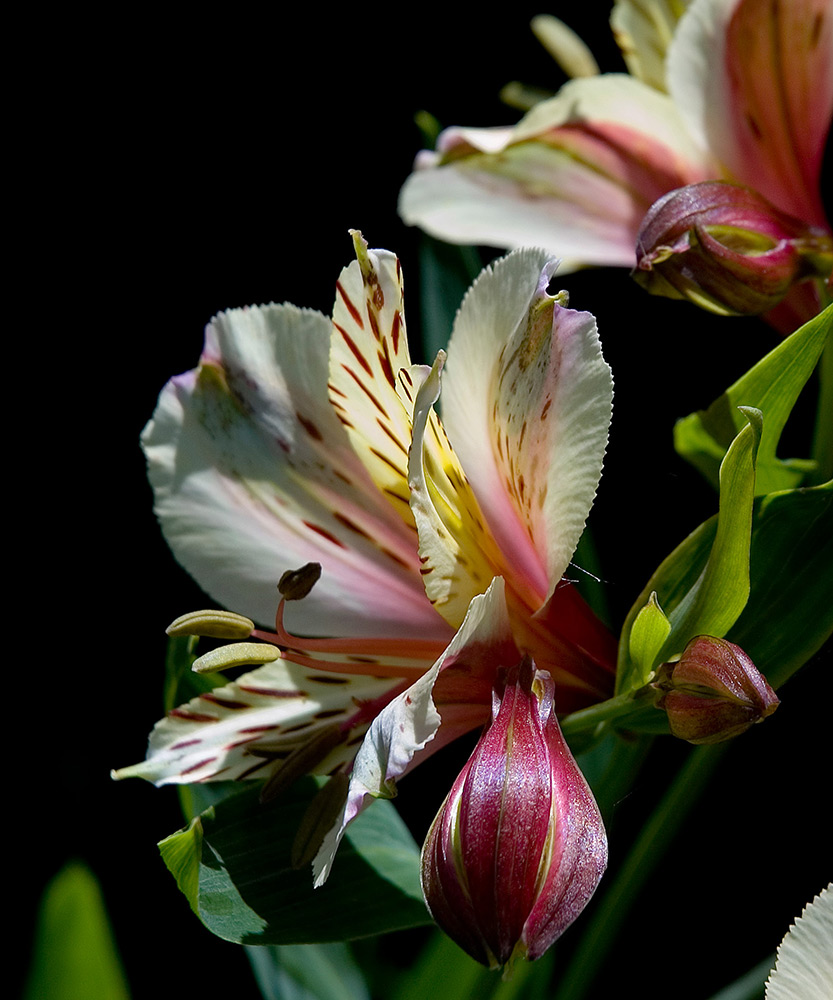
19,5 -> 830,998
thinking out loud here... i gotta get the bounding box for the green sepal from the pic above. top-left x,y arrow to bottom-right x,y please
617,408 -> 761,695
157,778 -> 431,945
674,304 -> 831,494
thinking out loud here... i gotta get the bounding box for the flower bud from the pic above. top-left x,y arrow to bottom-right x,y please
654,635 -> 779,745
420,656 -> 607,970
634,181 -> 833,315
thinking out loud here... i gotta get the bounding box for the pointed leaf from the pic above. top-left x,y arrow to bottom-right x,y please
158,778 -> 430,945
627,592 -> 671,685
727,481 -> 833,687
618,408 -> 761,693
674,305 -> 832,493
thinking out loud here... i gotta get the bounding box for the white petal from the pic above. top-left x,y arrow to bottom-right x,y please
766,885 -> 833,1000
312,578 -> 513,886
399,75 -> 714,269
111,659 -> 396,785
442,249 -> 613,603
144,301 -> 443,638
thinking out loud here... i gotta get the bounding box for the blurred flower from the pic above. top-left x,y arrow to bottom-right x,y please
422,657 -> 607,970
634,181 -> 833,315
765,884 -> 833,1000
399,0 -> 832,331
113,233 -> 615,887
653,634 -> 779,744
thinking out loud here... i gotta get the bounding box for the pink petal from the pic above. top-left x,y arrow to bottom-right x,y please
669,0 -> 833,226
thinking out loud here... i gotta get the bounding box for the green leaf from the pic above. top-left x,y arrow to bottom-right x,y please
616,481 -> 832,704
727,481 -> 833,686
617,410 -> 761,694
247,942 -> 370,1000
627,592 -> 671,684
674,304 -> 831,494
158,778 -> 431,945
24,862 -> 130,1000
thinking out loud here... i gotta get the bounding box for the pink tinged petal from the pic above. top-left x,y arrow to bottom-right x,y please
399,75 -> 714,269
143,302 -> 442,639
111,660 -> 397,786
669,0 -> 833,226
442,249 -> 614,606
312,578 -> 515,887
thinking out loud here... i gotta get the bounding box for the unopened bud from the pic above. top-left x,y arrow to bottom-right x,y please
654,635 -> 779,745
634,181 -> 833,315
421,657 -> 607,971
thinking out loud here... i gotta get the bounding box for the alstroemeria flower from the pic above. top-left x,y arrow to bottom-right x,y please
399,0 -> 832,330
114,233 -> 615,886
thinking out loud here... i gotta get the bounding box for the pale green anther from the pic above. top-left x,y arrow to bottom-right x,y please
166,609 -> 255,639
191,641 -> 280,675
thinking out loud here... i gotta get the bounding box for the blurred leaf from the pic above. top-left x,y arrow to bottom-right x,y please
247,942 -> 370,1000
389,931 -> 489,1000
674,304 -> 831,494
618,410 -> 761,694
418,236 -> 481,362
555,744 -> 727,1000
24,862 -> 130,1000
727,481 -> 833,686
158,778 -> 431,945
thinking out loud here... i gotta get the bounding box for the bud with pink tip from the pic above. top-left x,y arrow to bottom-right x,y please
654,635 -> 779,745
420,656 -> 607,970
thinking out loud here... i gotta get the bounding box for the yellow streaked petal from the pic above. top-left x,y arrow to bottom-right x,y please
407,355 -> 502,628
328,231 -> 416,525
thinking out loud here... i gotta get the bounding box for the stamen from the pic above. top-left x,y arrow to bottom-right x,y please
291,773 -> 350,869
166,609 -> 255,639
278,563 -> 322,601
259,724 -> 343,803
251,598 -> 449,677
191,642 -> 281,675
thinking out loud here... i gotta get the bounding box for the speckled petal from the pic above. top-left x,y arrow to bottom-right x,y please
144,300 -> 445,638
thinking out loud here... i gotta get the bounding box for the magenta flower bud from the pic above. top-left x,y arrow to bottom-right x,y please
634,181 -> 833,316
655,636 -> 779,745
420,656 -> 607,970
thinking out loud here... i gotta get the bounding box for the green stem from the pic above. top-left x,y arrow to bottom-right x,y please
553,743 -> 727,1000
810,324 -> 833,484
560,690 -> 650,737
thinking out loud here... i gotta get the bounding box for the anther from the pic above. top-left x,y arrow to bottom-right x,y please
191,642 -> 280,675
166,609 -> 255,639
